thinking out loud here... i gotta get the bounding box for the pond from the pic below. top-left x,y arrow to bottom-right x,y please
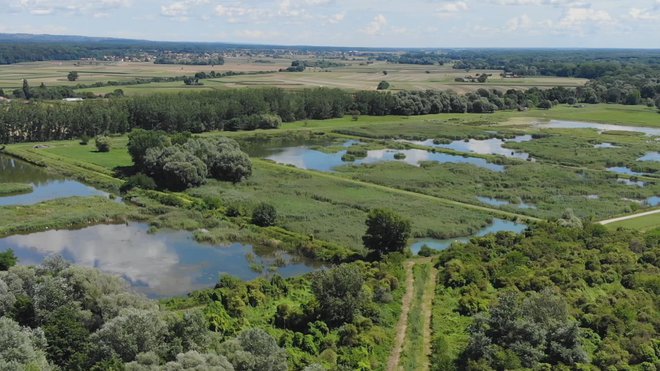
249,140 -> 505,172
617,178 -> 647,187
0,223 -> 323,298
646,196 -> 660,207
607,167 -> 649,177
594,143 -> 619,148
638,152 -> 660,162
476,196 -> 536,209
537,120 -> 660,137
0,153 -> 107,206
409,218 -> 528,254
404,135 -> 533,160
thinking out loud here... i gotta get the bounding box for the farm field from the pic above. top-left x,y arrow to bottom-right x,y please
1,58 -> 588,94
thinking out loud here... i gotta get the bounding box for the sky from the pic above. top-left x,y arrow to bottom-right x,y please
0,0 -> 659,48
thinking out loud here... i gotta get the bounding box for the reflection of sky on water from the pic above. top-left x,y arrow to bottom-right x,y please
594,143 -> 619,148
646,196 -> 660,207
265,144 -> 505,172
617,179 -> 647,187
638,152 -> 660,162
405,135 -> 533,160
410,218 -> 527,254
607,167 -> 648,176
0,153 -> 107,205
538,120 -> 660,137
477,196 -> 536,209
0,223 -> 321,298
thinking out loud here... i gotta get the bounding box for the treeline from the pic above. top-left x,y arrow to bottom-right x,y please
154,56 -> 225,66
432,221 -> 659,369
375,52 -> 449,65
2,86 -> 659,144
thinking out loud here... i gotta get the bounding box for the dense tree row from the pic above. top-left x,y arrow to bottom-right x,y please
2,84 -> 659,144
432,222 -> 659,370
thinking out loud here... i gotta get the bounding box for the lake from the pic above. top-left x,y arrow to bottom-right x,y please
0,153 -> 108,206
403,135 -> 533,160
248,140 -> 505,172
537,120 -> 660,137
0,223 -> 323,298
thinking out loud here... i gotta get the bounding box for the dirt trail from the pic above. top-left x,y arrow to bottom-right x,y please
420,260 -> 438,371
598,209 -> 660,225
387,261 -> 415,371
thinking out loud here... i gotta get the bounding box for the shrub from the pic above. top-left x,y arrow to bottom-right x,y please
79,134 -> 90,145
95,136 -> 111,152
418,245 -> 436,257
252,203 -> 277,227
120,173 -> 157,193
377,81 -> 390,90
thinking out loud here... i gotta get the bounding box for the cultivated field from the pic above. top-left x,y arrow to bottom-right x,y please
0,58 -> 588,95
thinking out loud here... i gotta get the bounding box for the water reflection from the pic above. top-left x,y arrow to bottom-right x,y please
476,196 -> 536,209
638,152 -> 660,162
617,178 -> 646,187
607,167 -> 648,177
405,135 -> 533,160
645,196 -> 660,207
0,223 -> 322,298
537,120 -> 660,137
253,141 -> 505,172
594,143 -> 619,148
410,218 -> 527,254
0,153 -> 107,205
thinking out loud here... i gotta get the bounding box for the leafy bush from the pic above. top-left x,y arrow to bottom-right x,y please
120,173 -> 157,193
252,203 -> 277,227
95,136 -> 111,152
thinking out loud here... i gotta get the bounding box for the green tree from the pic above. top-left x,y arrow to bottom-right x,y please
0,317 -> 51,370
144,145 -> 207,191
219,328 -> 287,371
67,71 -> 79,82
22,79 -> 31,99
127,129 -> 171,168
252,203 -> 277,227
538,100 -> 553,110
377,81 -> 390,90
95,136 -> 111,152
362,209 -> 412,257
311,265 -> 366,326
0,249 -> 18,270
43,305 -> 91,369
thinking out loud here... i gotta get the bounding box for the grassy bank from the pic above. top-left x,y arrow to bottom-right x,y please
0,182 -> 33,196
0,196 -> 136,237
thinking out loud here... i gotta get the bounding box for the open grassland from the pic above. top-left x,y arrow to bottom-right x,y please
606,212 -> 660,232
189,161 -> 498,251
1,59 -> 587,95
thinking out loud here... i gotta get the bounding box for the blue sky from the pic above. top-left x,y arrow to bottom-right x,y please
1,0 -> 659,48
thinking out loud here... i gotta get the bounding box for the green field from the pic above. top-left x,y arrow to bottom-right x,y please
606,212 -> 660,232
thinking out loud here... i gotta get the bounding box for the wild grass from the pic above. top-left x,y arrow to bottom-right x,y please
0,196 -> 135,237
606,213 -> 660,232
0,182 -> 32,196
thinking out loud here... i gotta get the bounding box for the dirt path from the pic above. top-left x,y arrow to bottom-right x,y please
420,260 -> 438,371
387,261 -> 415,371
598,208 -> 660,225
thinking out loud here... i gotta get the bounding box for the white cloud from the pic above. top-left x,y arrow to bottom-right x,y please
629,7 -> 660,21
437,1 -> 469,13
506,14 -> 532,31
161,0 -> 208,18
362,14 -> 387,35
558,7 -> 614,28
